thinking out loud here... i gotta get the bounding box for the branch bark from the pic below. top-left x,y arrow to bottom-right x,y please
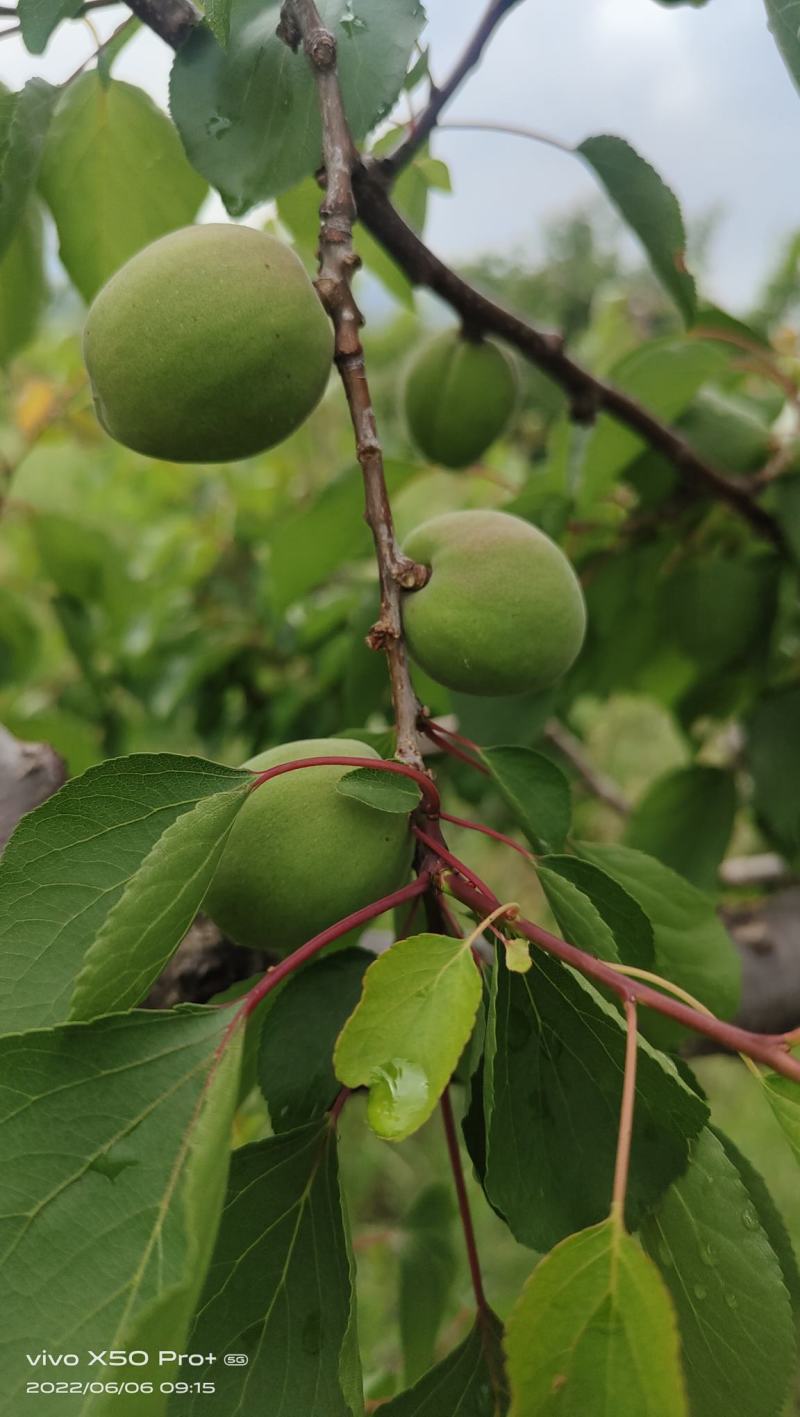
0,724 -> 67,851
280,0 -> 427,765
123,0 -> 199,46
380,0 -> 527,179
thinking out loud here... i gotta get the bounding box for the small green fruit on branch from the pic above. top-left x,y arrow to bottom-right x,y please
401,511 -> 586,697
83,226 -> 333,463
204,738 -> 437,957
403,329 -> 518,469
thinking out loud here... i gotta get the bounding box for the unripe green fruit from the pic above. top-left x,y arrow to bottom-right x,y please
204,738 -> 413,955
404,330 -> 517,468
402,510 -> 586,696
82,225 -> 333,463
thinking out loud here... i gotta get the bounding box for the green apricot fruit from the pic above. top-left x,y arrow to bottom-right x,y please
82,224 -> 333,463
401,510 -> 586,696
404,329 -> 518,468
204,738 -> 413,955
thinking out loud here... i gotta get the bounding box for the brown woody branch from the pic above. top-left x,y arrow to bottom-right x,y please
380,0 -> 527,179
123,0 -> 198,46
352,172 -> 787,553
280,0 -> 427,765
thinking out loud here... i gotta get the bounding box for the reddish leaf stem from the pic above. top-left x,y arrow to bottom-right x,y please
611,998 -> 639,1227
419,720 -> 489,775
444,866 -> 800,1084
439,810 -> 534,862
440,1086 -> 488,1316
249,754 -> 440,818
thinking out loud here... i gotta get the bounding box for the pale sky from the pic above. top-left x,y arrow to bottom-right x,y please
2,0 -> 798,312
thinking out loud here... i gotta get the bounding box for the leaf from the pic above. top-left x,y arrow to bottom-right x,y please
480,952 -> 707,1251
258,949 -> 369,1131
537,863 -> 621,963
183,1122 -> 362,1416
712,1127 -> 800,1317
69,784 -> 250,1021
641,1128 -> 796,1417
577,337 -> 728,508
38,74 -> 206,302
0,587 -> 40,686
762,1069 -> 800,1168
578,134 -> 696,324
337,766 -> 421,813
480,746 -> 571,853
268,460 -> 415,612
0,753 -> 250,1037
505,1218 -> 687,1416
537,854 -> 654,968
662,554 -> 779,674
399,1184 -> 457,1385
624,765 -> 736,892
334,933 -> 483,1141
0,201 -> 45,366
764,0 -> 800,95
0,79 -> 57,257
748,686 -> 800,855
382,1310 -> 509,1416
576,842 -> 741,1048
204,0 -> 231,46
17,0 -> 81,53
0,1008 -> 243,1417
170,0 -> 426,216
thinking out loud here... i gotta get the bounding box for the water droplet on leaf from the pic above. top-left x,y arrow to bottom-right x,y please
741,1205 -> 759,1230
367,1058 -> 429,1140
725,1291 -> 739,1309
205,113 -> 232,139
693,1284 -> 707,1301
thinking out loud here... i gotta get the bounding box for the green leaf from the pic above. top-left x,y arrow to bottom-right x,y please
268,460 -> 414,612
480,745 -> 571,853
505,1218 -> 687,1416
762,1069 -> 800,1168
0,1008 -> 243,1417
0,79 -> 57,257
641,1128 -> 796,1417
183,1123 -> 362,1416
204,0 -> 231,46
69,783 -> 250,1021
577,337 -> 728,508
480,952 -> 708,1251
578,134 -> 696,323
0,753 -> 250,1037
712,1127 -> 800,1317
337,766 -> 421,813
17,0 -> 81,53
537,854 -> 654,967
764,0 -> 800,95
258,949 -> 369,1131
382,1310 -> 509,1416
399,1184 -> 457,1385
334,933 -> 483,1141
38,74 -> 207,302
662,554 -> 779,674
0,587 -> 40,686
576,842 -> 741,1048
170,0 -> 426,215
748,686 -> 800,854
537,863 -> 621,963
624,765 -> 736,892
0,201 -> 45,365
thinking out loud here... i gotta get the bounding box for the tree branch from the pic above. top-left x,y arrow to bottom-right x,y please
280,0 -> 427,765
123,0 -> 198,47
0,724 -> 67,851
352,172 -> 788,553
380,0 -> 527,179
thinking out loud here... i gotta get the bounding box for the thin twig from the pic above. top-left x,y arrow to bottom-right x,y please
437,118 -> 573,154
381,0 -> 527,179
280,0 -> 428,764
611,998 -> 638,1227
441,1087 -> 488,1315
544,718 -> 631,816
352,173 -> 788,553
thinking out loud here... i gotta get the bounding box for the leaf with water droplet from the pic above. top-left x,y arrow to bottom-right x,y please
334,933 -> 482,1141
170,0 -> 426,214
505,1217 -> 687,1416
641,1129 -> 796,1417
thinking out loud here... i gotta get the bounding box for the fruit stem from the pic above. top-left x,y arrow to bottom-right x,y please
440,1086 -> 489,1317
610,998 -> 638,1230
